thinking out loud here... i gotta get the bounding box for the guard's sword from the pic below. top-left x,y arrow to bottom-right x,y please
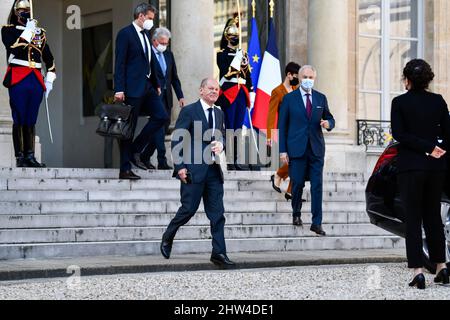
44,93 -> 54,144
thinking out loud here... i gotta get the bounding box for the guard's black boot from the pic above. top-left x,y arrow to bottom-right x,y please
23,125 -> 46,168
12,124 -> 26,168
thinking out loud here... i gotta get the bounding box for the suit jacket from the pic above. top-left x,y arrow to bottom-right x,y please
266,84 -> 298,140
153,48 -> 184,110
279,89 -> 335,158
172,101 -> 226,184
114,24 -> 160,98
391,90 -> 450,173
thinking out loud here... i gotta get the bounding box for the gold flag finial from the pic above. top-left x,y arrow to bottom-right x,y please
269,0 -> 275,18
252,0 -> 256,18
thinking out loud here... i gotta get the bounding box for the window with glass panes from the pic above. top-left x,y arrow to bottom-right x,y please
358,0 -> 423,121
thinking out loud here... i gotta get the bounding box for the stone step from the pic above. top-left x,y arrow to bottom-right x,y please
0,224 -> 391,244
0,168 -> 369,182
4,179 -> 367,192
0,201 -> 367,215
0,212 -> 372,229
0,236 -> 405,260
238,180 -> 367,192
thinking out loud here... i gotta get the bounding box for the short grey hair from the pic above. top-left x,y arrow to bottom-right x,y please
133,3 -> 158,19
299,65 -> 317,76
152,27 -> 172,41
200,78 -> 216,88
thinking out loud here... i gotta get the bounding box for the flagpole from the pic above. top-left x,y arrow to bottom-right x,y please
269,0 -> 275,18
30,0 -> 34,19
252,0 -> 256,18
236,0 -> 242,51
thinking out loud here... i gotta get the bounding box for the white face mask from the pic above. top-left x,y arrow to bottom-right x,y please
156,44 -> 167,53
301,79 -> 315,91
143,19 -> 154,31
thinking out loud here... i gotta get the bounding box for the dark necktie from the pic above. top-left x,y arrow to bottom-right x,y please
140,30 -> 150,70
208,107 -> 215,161
306,93 -> 313,120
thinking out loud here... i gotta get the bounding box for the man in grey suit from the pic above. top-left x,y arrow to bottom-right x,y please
160,78 -> 235,268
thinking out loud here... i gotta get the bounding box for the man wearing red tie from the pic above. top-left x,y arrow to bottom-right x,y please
278,65 -> 335,235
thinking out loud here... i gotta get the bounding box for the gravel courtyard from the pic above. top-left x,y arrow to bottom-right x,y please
0,263 -> 449,300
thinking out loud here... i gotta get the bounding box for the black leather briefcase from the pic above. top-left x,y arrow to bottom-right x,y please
96,103 -> 135,141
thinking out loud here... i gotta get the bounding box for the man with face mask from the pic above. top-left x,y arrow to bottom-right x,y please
114,3 -> 169,180
138,27 -> 185,171
2,0 -> 56,168
267,62 -> 301,202
278,65 -> 335,235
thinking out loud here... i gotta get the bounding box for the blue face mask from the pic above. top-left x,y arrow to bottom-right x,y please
301,79 -> 314,91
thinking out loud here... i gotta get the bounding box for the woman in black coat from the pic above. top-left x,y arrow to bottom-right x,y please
391,59 -> 449,289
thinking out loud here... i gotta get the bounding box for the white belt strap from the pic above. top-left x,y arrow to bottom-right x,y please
219,77 -> 247,87
10,58 -> 42,68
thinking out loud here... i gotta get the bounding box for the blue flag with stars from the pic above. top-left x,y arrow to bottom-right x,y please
243,17 -> 262,128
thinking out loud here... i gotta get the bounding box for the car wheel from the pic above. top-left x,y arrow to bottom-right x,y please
422,200 -> 450,274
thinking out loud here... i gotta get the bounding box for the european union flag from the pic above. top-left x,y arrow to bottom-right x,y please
243,17 -> 261,129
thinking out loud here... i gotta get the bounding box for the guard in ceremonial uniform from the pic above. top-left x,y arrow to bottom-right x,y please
2,0 -> 56,167
216,16 -> 253,170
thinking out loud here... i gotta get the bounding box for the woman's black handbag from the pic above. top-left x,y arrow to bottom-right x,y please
96,103 -> 135,140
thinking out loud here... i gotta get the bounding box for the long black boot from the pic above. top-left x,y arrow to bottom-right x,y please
23,125 -> 46,168
12,125 -> 26,167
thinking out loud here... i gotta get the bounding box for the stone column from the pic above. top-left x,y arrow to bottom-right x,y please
170,0 -> 215,125
425,0 -> 450,102
307,0 -> 366,172
0,0 -> 15,167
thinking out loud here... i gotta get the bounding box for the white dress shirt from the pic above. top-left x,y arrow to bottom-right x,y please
132,22 -> 152,67
299,86 -> 313,109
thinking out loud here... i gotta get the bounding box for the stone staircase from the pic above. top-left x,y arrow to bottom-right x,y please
0,168 -> 404,260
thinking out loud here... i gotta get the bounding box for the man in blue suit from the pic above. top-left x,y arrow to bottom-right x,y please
114,3 -> 169,180
160,78 -> 236,269
278,65 -> 335,236
138,27 -> 185,171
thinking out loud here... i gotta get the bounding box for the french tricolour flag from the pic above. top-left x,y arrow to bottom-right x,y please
251,18 -> 282,130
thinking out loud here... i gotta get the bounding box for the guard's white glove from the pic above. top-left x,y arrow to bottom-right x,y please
45,72 -> 56,99
231,49 -> 244,70
249,92 -> 256,109
20,19 -> 38,43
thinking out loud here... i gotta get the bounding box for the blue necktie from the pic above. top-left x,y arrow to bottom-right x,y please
158,52 -> 167,75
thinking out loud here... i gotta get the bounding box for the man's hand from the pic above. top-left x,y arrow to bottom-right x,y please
179,98 -> 186,108
157,88 -> 162,96
267,139 -> 272,147
178,168 -> 188,184
114,92 -> 125,103
280,153 -> 289,165
320,120 -> 330,130
25,19 -> 37,32
211,141 -> 224,155
430,146 -> 447,159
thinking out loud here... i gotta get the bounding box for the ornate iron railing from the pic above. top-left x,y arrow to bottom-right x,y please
357,120 -> 393,150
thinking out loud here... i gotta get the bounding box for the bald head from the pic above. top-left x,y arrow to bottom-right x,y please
199,78 -> 220,106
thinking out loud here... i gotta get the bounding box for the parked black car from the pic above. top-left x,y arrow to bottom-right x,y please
366,142 -> 450,273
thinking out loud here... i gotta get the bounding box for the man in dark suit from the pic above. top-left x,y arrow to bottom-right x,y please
138,27 -> 185,170
278,65 -> 335,235
114,3 -> 169,180
160,78 -> 236,269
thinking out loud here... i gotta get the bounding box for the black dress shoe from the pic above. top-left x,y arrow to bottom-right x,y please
210,254 -> 236,269
130,153 -> 148,170
158,162 -> 173,170
293,216 -> 303,227
409,273 -> 426,289
434,268 -> 450,285
310,225 -> 326,236
119,170 -> 141,180
271,175 -> 282,193
160,239 -> 173,259
143,161 -> 156,170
